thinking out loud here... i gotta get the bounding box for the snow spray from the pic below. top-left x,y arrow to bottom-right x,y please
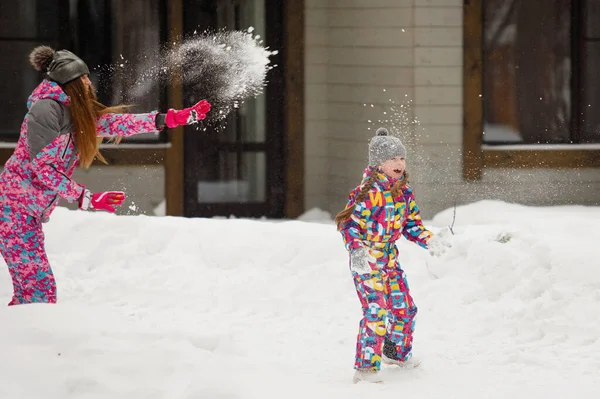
98,28 -> 278,127
363,90 -> 421,149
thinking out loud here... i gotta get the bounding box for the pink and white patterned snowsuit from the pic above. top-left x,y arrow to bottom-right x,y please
0,79 -> 161,305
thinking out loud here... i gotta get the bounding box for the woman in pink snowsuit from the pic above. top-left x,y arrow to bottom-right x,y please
0,46 -> 211,306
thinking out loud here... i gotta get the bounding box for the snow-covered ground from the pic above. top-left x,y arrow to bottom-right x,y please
1,200 -> 599,398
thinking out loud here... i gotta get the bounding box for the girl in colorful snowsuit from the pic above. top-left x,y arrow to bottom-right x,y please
0,46 -> 211,306
335,127 -> 451,384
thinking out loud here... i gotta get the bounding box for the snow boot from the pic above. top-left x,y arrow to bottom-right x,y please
352,369 -> 384,384
382,353 -> 421,368
382,337 -> 421,368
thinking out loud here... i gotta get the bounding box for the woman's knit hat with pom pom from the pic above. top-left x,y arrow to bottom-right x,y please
29,45 -> 90,85
368,127 -> 407,167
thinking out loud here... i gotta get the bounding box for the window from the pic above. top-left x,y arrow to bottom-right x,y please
483,0 -> 572,144
0,0 -> 64,140
182,0 -> 287,218
103,0 -> 167,143
463,0 -> 600,179
0,0 -> 166,143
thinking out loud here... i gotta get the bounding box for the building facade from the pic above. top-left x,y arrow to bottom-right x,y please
1,0 -> 599,220
305,0 -> 600,219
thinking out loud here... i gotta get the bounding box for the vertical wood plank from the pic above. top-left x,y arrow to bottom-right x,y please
284,0 -> 305,217
463,0 -> 483,180
165,0 -> 185,216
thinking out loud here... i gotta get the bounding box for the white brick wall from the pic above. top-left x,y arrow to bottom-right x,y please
304,0 -> 600,220
66,166 -> 165,216
409,1 -> 600,217
304,0 -> 416,218
305,0 -> 330,210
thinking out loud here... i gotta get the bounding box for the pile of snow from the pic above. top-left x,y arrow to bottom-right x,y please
153,199 -> 166,216
296,207 -> 333,224
1,200 -> 599,398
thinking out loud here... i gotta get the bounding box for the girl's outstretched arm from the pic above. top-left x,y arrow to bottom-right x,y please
401,188 -> 433,249
96,99 -> 211,137
96,111 -> 162,137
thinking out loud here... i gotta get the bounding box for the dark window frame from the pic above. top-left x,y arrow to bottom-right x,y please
0,0 -> 305,217
0,0 -> 169,164
463,0 -> 600,180
181,0 -> 287,219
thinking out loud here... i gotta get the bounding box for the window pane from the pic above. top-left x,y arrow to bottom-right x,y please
581,42 -> 600,142
197,151 -> 266,203
217,0 -> 267,143
0,41 -> 45,138
0,0 -> 62,140
0,1 -> 38,39
37,0 -> 61,40
584,0 -> 600,39
483,0 -> 572,144
107,0 -> 162,141
236,0 -> 266,143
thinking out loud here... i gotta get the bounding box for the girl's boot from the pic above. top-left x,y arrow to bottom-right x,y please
382,337 -> 421,368
352,369 -> 384,384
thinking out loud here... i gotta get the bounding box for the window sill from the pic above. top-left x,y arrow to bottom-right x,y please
0,143 -> 170,166
483,147 -> 600,168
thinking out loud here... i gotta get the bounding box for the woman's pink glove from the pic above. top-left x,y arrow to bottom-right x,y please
79,189 -> 126,213
165,99 -> 211,128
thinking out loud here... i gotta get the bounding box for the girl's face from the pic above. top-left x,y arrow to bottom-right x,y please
80,74 -> 92,90
380,156 -> 406,180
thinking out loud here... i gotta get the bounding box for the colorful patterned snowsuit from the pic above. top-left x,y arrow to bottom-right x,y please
340,167 -> 432,370
0,79 -> 161,305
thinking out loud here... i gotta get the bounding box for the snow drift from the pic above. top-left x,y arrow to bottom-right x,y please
0,201 -> 599,398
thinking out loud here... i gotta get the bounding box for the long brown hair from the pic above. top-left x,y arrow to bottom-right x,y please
62,78 -> 130,168
334,168 -> 410,229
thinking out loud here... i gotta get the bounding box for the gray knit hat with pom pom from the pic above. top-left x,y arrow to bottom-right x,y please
368,127 -> 406,167
29,46 -> 90,85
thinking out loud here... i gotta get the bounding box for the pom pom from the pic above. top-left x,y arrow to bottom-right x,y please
376,127 -> 389,136
29,46 -> 55,72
